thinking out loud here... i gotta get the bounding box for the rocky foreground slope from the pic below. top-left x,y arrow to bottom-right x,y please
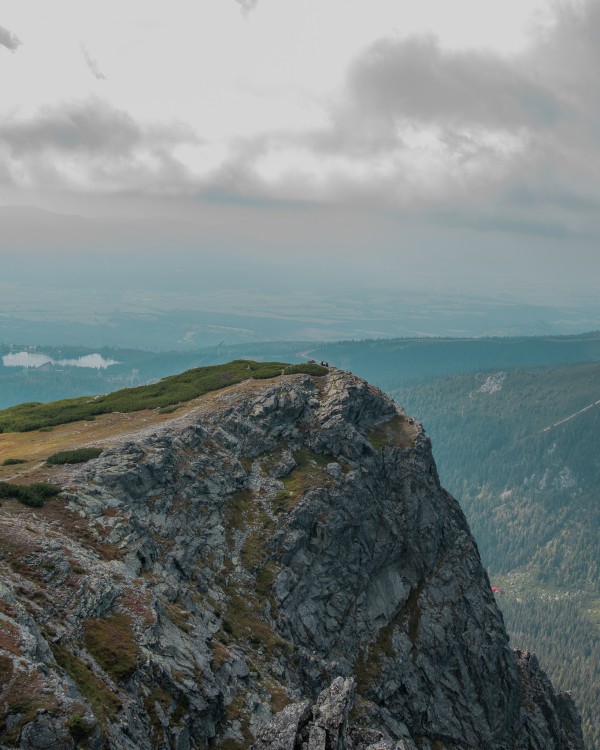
0,369 -> 584,749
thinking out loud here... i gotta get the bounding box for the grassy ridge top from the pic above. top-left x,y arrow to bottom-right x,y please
0,360 -> 327,434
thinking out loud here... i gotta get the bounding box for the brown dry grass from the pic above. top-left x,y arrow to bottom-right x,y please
83,612 -> 138,682
0,496 -> 121,562
120,587 -> 156,628
0,620 -> 23,656
0,600 -> 17,619
0,411 -> 175,483
51,642 -> 122,721
0,668 -> 60,742
41,498 -> 122,561
210,640 -> 231,672
0,377 -> 279,485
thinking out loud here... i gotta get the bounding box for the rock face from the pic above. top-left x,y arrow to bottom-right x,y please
253,676 -> 415,750
0,369 -> 584,749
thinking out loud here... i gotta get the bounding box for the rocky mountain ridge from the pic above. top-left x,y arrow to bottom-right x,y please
0,368 -> 584,749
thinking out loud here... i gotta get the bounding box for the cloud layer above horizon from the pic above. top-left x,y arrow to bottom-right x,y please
0,0 -> 598,247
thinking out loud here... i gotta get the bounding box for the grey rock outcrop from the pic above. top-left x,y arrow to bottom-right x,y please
252,676 -> 416,750
253,676 -> 356,750
0,369 -> 584,749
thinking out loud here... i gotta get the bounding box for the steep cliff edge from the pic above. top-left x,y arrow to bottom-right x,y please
0,368 -> 584,749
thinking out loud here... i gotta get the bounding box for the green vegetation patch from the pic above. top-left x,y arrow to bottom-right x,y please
222,590 -> 290,659
255,560 -> 279,598
46,447 -> 103,465
66,713 -> 96,742
1,458 -> 27,466
0,480 -> 61,507
51,642 -> 121,721
273,448 -> 331,513
83,612 -> 138,682
0,360 -> 328,433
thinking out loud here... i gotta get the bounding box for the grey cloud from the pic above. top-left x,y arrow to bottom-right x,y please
0,155 -> 15,185
235,0 -> 258,15
212,0 -> 600,240
0,99 -> 197,157
81,44 -> 107,80
218,32 -> 567,183
0,99 -> 198,191
347,35 -> 563,129
0,24 -> 21,52
0,100 -> 141,155
329,1 -> 600,171
3,0 -> 600,249
300,31 -> 567,166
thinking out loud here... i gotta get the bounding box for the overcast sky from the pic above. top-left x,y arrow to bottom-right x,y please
0,0 -> 599,302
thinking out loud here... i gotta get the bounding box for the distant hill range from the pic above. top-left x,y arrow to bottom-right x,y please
2,331 -> 600,410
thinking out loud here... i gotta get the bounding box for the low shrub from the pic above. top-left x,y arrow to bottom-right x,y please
66,713 -> 96,741
1,458 -> 26,466
46,448 -> 103,466
157,405 -> 179,414
0,481 -> 61,507
83,612 -> 138,682
51,643 -> 121,720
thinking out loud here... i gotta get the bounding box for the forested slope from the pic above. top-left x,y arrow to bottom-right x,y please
389,363 -> 599,749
